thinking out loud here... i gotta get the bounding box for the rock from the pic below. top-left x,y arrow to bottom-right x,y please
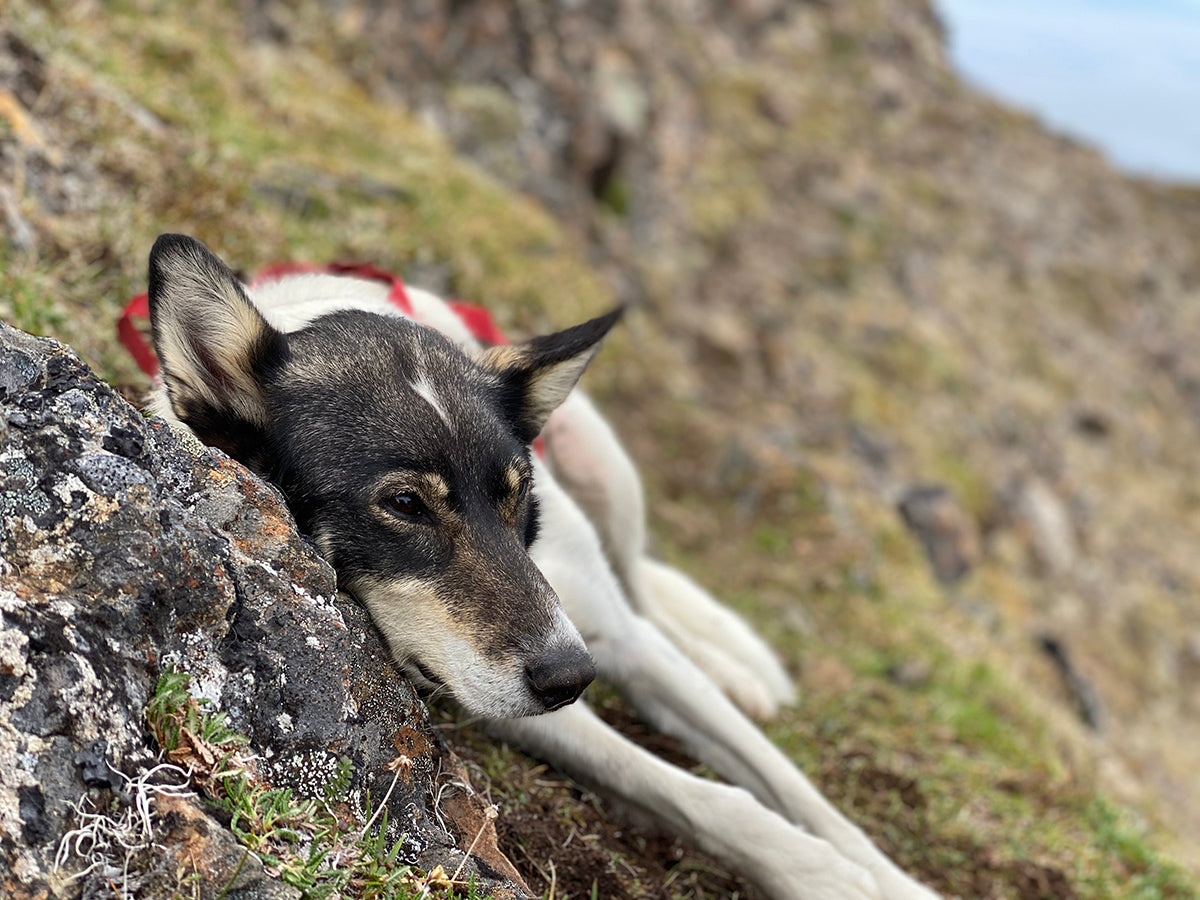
0,323 -> 528,898
887,658 -> 932,688
1013,477 -> 1078,577
1038,634 -> 1103,731
849,423 -> 894,474
897,484 -> 981,585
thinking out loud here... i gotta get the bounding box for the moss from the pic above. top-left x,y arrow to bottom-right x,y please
145,668 -> 462,899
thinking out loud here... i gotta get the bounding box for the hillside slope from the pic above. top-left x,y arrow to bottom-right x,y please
326,0 -> 1200,873
3,1 -> 1199,897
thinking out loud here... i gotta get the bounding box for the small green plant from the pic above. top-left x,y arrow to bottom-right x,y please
145,667 -> 480,899
1083,799 -> 1196,899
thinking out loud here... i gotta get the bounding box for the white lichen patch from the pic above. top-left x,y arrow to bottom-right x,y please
48,599 -> 78,620
58,653 -> 117,744
0,623 -> 29,679
12,849 -> 41,882
0,621 -> 38,731
163,634 -> 230,706
271,749 -> 346,803
299,584 -> 343,619
0,726 -> 42,844
50,472 -> 90,506
249,559 -> 281,581
0,589 -> 19,613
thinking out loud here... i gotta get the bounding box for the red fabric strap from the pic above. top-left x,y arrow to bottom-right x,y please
118,292 -> 159,378
448,301 -> 508,345
120,262 -> 541,454
119,262 -> 498,379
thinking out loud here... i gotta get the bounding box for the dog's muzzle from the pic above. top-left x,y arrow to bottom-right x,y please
525,645 -> 596,711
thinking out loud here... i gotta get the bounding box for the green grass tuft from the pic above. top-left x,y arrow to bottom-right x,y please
145,667 -> 474,899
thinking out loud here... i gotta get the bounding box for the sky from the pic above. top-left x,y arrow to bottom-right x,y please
936,0 -> 1200,184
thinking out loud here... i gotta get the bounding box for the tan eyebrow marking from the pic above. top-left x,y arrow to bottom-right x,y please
375,471 -> 451,504
423,472 -> 451,503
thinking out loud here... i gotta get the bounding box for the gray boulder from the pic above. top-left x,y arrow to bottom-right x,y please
0,322 -> 526,898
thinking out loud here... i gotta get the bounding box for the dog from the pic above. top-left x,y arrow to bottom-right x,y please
146,233 -> 938,900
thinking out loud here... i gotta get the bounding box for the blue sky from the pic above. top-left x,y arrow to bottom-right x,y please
936,0 -> 1200,183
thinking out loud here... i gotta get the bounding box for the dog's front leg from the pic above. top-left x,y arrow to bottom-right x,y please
542,394 -> 796,715
600,617 -> 940,900
529,469 -> 938,900
487,702 -> 884,900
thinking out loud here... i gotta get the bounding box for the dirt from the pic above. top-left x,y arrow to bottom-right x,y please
446,697 -> 1083,900
443,702 -> 762,900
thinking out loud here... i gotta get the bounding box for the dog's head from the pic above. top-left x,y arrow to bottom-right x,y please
148,234 -> 618,718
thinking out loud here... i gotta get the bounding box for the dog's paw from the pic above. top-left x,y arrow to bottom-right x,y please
726,676 -> 782,722
695,645 -> 785,721
636,557 -> 797,716
637,609 -> 784,719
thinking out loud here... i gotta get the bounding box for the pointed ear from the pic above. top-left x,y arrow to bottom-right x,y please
147,234 -> 285,463
479,308 -> 623,444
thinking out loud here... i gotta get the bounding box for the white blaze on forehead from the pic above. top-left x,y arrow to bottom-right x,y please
409,372 -> 450,426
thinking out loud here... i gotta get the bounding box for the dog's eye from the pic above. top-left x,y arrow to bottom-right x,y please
516,479 -> 531,505
383,492 -> 431,522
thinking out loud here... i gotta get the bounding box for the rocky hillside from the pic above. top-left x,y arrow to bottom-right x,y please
3,0 -> 1200,897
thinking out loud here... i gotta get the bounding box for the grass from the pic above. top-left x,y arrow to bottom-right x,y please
8,0 -> 611,387
144,668 -> 478,900
649,477 -> 1197,899
1083,799 -> 1198,900
0,245 -> 66,337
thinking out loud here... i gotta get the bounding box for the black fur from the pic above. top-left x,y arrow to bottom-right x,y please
492,308 -> 623,444
523,494 -> 542,548
236,309 -> 557,657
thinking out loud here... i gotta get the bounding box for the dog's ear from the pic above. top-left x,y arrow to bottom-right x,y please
147,234 -> 285,464
479,308 -> 623,444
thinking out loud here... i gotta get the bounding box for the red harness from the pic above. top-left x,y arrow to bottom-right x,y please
119,261 -> 546,455
119,261 -> 510,379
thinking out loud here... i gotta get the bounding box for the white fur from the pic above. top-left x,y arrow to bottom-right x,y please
409,373 -> 451,426
173,270 -> 938,900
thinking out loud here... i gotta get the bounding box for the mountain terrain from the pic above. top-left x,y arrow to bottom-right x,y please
3,1 -> 1200,897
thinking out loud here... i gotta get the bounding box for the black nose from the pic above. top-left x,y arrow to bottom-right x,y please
525,647 -> 596,711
